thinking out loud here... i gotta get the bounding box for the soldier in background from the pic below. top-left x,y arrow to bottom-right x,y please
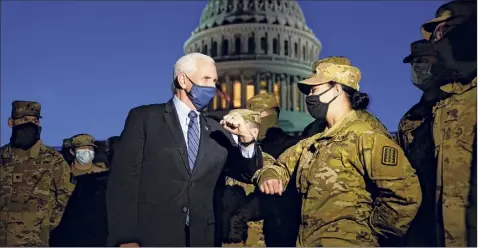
0,100 -> 74,246
397,39 -> 444,247
221,109 -> 263,247
417,0 -> 476,246
246,93 -> 300,158
221,94 -> 301,247
246,93 -> 303,247
50,134 -> 109,247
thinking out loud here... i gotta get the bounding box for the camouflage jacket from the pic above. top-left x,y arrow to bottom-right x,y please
0,141 -> 75,246
396,95 -> 440,246
431,77 -> 477,246
253,110 -> 422,247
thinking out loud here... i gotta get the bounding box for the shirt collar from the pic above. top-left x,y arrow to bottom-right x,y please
172,96 -> 200,118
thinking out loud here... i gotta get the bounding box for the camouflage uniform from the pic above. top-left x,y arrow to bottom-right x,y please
253,58 -> 422,247
222,109 -> 266,247
0,101 -> 75,246
50,134 -> 110,247
228,109 -> 261,127
246,92 -> 300,159
69,134 -> 107,178
246,93 -> 279,113
397,40 -> 446,246
416,2 -> 477,246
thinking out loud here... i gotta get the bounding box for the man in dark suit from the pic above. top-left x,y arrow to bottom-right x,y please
106,53 -> 262,247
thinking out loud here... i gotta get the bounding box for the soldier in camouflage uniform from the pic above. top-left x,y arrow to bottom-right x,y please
253,57 -> 422,246
402,1 -> 476,246
397,39 -> 446,247
246,93 -> 300,159
221,109 -> 264,247
50,134 -> 110,247
68,134 -> 108,178
221,95 -> 304,247
247,93 -> 303,247
0,101 -> 75,246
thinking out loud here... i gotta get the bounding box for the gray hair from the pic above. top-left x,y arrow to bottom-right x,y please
171,53 -> 215,93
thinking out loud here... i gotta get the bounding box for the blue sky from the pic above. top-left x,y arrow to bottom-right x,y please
1,0 -> 445,146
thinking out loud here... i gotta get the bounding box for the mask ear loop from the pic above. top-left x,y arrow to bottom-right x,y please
327,85 -> 340,104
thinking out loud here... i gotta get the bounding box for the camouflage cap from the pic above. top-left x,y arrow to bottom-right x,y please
229,109 -> 261,125
298,56 -> 361,94
311,56 -> 352,71
402,39 -> 437,63
70,134 -> 98,148
421,0 -> 476,41
246,93 -> 279,112
11,101 -> 42,119
62,138 -> 72,149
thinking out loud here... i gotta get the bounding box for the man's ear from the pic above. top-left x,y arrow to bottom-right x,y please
176,73 -> 188,90
8,118 -> 13,128
70,148 -> 75,156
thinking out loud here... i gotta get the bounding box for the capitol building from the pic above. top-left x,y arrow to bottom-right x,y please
183,0 -> 321,134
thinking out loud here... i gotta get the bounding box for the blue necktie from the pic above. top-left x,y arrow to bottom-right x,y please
187,111 -> 199,171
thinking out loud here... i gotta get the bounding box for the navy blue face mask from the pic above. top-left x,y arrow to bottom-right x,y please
184,75 -> 216,110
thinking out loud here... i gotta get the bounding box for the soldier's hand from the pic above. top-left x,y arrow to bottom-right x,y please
120,243 -> 139,247
260,179 -> 283,195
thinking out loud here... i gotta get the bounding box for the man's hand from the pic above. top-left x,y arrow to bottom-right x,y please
120,243 -> 139,247
259,179 -> 283,195
220,113 -> 256,143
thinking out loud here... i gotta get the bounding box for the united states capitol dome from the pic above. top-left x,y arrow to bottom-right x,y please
184,0 -> 321,134
195,0 -> 312,34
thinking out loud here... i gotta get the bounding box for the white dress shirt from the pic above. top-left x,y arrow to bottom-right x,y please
172,96 -> 255,158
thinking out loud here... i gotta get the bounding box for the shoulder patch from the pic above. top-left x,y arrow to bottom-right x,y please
381,146 -> 398,166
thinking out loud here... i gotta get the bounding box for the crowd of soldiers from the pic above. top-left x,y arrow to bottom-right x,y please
0,0 -> 476,247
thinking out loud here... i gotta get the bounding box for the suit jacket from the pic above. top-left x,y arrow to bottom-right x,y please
106,100 -> 262,247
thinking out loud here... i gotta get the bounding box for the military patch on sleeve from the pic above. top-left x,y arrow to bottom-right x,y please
381,146 -> 398,166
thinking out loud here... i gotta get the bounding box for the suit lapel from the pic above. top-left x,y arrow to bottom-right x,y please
163,100 -> 190,178
191,115 -> 212,178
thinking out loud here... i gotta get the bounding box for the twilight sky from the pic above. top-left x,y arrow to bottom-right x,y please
0,0 -> 445,146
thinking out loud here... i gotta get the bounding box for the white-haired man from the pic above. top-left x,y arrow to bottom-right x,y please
106,53 -> 262,247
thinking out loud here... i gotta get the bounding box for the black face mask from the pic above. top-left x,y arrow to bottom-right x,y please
10,122 -> 41,150
411,62 -> 449,91
306,87 -> 338,121
432,14 -> 477,84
